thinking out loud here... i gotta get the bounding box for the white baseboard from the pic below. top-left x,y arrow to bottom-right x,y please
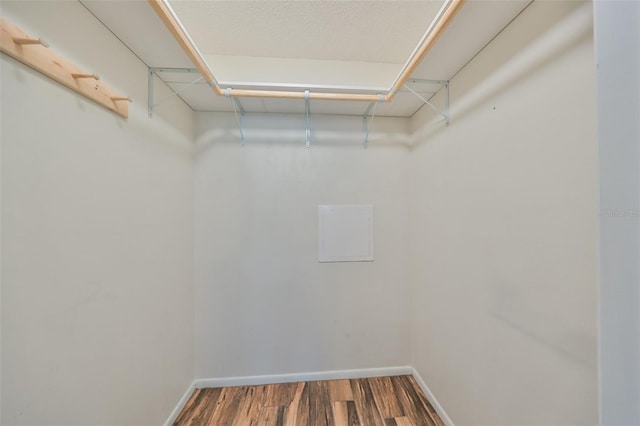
165,366 -> 452,426
194,366 -> 413,389
410,367 -> 454,426
164,381 -> 195,426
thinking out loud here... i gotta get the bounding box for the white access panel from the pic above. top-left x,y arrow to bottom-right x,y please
318,204 -> 374,262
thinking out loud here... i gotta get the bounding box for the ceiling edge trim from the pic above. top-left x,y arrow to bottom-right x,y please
147,0 -> 219,92
387,0 -> 460,101
147,0 -> 466,103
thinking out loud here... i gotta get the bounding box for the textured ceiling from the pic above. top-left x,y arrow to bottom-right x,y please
167,0 -> 447,87
168,1 -> 444,64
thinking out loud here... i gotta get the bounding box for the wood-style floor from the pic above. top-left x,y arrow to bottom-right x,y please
174,375 -> 444,426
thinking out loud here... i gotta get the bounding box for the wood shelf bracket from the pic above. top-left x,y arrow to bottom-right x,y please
1,17 -> 130,118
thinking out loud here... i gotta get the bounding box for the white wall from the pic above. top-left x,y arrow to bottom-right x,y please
594,0 -> 640,424
0,1 -> 620,425
194,112 -> 412,379
1,2 -> 194,425
409,1 -> 598,424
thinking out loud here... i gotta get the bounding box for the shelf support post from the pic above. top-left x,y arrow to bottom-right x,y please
363,115 -> 369,149
444,81 -> 450,126
148,68 -> 154,118
305,90 -> 311,148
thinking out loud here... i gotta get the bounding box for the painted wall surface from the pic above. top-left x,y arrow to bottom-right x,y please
409,1 -> 598,424
194,112 -> 412,379
0,2 -> 194,425
594,0 -> 640,424
0,0 -> 616,424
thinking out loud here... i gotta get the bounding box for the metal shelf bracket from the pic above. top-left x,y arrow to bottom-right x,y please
225,88 -> 246,146
404,79 -> 450,126
361,95 -> 383,149
147,67 -> 201,118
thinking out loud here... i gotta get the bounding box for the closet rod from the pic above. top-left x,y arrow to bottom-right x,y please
147,0 -> 466,103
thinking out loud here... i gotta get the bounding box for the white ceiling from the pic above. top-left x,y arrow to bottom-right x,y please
169,1 -> 443,64
168,0 -> 446,89
81,0 -> 531,117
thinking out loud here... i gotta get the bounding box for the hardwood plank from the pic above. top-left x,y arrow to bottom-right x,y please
397,376 -> 444,426
179,388 -> 201,414
351,378 -> 385,426
328,379 -> 354,402
345,400 -> 360,424
391,377 -> 430,426
395,417 -> 416,426
173,375 -> 443,426
174,387 -> 222,426
264,382 -> 298,407
386,418 -> 417,426
369,376 -> 405,418
208,386 -> 249,425
283,381 -> 308,426
257,405 -> 285,426
391,376 -> 437,426
173,388 -> 201,425
332,400 -> 360,426
333,401 -> 349,426
284,382 -> 309,426
308,380 -> 334,426
232,385 -> 267,426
